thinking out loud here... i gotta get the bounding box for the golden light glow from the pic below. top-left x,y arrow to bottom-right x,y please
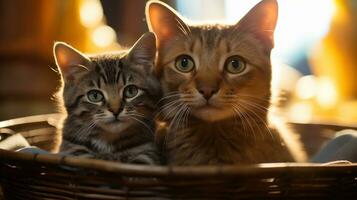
338,101 -> 357,124
275,0 -> 335,55
224,0 -> 336,58
289,102 -> 313,122
296,75 -> 317,100
316,77 -> 338,108
92,25 -> 116,48
80,0 -> 103,28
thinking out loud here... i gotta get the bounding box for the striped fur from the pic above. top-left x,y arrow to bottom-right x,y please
146,0 -> 307,165
54,33 -> 162,164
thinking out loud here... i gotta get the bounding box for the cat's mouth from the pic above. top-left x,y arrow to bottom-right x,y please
192,105 -> 231,122
97,117 -> 133,133
196,104 -> 219,110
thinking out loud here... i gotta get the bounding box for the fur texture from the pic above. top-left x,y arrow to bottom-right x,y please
54,32 -> 162,164
146,0 -> 307,165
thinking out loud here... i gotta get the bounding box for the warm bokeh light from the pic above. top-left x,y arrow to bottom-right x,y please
273,0 -> 335,59
296,75 -> 317,100
338,101 -> 357,124
223,0 -> 336,61
271,59 -> 301,93
289,102 -> 313,122
80,0 -> 103,28
92,25 -> 116,48
316,77 -> 338,109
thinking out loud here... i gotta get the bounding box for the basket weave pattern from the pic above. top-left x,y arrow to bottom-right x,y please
0,114 -> 357,199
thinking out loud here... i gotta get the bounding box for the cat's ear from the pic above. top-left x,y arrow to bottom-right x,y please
145,1 -> 188,46
236,0 -> 278,49
53,42 -> 91,82
128,32 -> 156,66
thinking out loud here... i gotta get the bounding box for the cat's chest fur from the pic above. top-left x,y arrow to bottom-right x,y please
164,119 -> 299,165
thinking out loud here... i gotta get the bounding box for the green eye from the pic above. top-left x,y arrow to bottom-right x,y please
225,56 -> 246,74
124,85 -> 139,98
87,90 -> 104,103
175,55 -> 195,72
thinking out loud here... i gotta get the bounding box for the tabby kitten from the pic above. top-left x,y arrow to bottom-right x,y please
146,0 -> 307,165
54,32 -> 162,164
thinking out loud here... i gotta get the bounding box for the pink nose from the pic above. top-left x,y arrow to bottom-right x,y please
198,87 -> 217,100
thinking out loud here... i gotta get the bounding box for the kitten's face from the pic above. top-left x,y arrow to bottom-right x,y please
147,0 -> 277,122
63,57 -> 158,134
55,33 -> 161,134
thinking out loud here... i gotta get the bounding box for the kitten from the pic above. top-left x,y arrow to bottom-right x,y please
53,32 -> 162,164
146,0 -> 307,165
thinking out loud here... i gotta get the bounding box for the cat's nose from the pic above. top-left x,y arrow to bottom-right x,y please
198,87 -> 217,100
109,108 -> 120,118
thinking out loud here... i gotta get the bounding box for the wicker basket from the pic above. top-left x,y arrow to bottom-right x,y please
0,114 -> 357,199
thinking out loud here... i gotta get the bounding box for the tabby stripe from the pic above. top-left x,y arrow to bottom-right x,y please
124,142 -> 154,154
122,72 -> 127,85
100,73 -> 108,84
114,134 -> 152,151
189,40 -> 195,52
63,134 -> 93,151
96,62 -> 109,84
115,68 -> 121,83
68,95 -> 84,109
96,77 -> 101,88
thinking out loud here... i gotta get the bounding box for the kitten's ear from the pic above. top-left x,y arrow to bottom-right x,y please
53,42 -> 91,82
128,32 -> 156,66
146,1 -> 188,46
236,0 -> 278,49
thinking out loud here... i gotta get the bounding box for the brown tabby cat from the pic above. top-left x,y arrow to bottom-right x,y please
146,0 -> 307,165
54,32 -> 162,164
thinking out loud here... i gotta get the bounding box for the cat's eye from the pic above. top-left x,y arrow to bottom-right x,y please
87,90 -> 104,103
124,85 -> 139,98
175,55 -> 195,73
225,56 -> 247,74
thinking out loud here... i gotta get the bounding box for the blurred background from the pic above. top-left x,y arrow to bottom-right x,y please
0,0 -> 356,127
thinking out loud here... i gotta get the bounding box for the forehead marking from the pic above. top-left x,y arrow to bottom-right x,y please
115,60 -> 122,83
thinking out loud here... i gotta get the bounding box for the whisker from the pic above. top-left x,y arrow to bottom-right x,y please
231,105 -> 248,137
237,100 -> 269,116
232,105 -> 251,139
237,94 -> 271,102
168,103 -> 188,149
156,100 -> 183,120
169,104 -> 186,133
127,116 -> 154,136
127,111 -> 146,118
156,93 -> 181,105
237,100 -> 275,140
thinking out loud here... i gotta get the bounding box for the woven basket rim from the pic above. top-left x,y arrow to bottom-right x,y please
2,113 -> 357,131
1,113 -> 357,178
1,149 -> 357,178
0,113 -> 59,128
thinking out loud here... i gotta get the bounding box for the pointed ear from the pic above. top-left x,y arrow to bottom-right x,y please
53,42 -> 91,82
128,32 -> 157,66
145,1 -> 189,46
236,0 -> 278,49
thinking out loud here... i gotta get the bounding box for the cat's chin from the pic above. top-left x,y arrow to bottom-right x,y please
192,106 -> 232,122
97,120 -> 132,134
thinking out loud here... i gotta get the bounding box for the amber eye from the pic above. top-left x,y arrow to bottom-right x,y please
124,85 -> 139,98
175,55 -> 195,72
225,56 -> 246,74
87,90 -> 104,103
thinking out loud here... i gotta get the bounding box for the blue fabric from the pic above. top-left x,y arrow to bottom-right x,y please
16,146 -> 70,156
311,129 -> 357,163
16,146 -> 51,154
16,147 -> 81,171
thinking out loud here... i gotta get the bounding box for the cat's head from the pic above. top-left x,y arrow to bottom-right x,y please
54,32 -> 161,133
146,0 -> 277,122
